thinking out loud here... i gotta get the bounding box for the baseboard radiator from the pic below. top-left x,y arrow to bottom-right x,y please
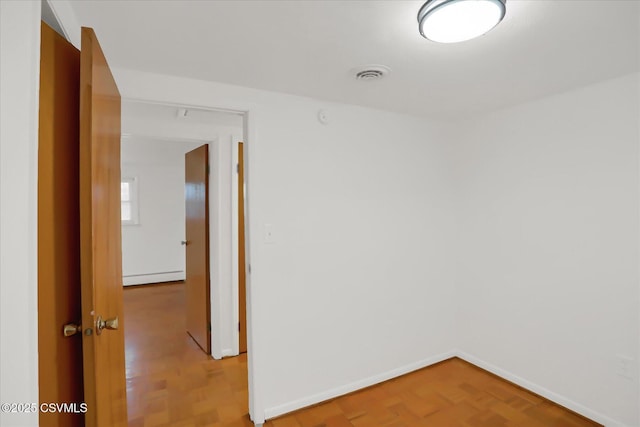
122,271 -> 185,286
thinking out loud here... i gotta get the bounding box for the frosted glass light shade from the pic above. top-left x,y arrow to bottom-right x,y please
418,0 -> 506,43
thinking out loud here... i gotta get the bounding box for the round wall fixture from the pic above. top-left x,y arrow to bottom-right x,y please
417,0 -> 506,43
317,109 -> 329,125
351,65 -> 391,81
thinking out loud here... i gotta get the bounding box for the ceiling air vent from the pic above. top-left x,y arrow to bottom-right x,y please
352,65 -> 391,81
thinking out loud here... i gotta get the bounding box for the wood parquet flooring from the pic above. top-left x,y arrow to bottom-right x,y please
124,283 -> 602,427
268,359 -> 602,427
124,283 -> 252,427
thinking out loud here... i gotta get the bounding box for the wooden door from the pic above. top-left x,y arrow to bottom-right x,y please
38,22 -> 84,427
79,27 -> 127,427
185,145 -> 211,353
238,143 -> 247,354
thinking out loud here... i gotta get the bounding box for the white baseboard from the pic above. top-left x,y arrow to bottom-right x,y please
212,349 -> 236,360
263,350 -> 456,420
123,271 -> 184,286
454,350 -> 628,427
262,349 -> 628,427
221,348 -> 235,358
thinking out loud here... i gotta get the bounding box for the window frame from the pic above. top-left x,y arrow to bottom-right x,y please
121,176 -> 140,226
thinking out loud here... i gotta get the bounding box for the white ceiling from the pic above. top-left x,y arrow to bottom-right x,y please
123,101 -> 244,129
121,100 -> 244,144
69,0 -> 639,118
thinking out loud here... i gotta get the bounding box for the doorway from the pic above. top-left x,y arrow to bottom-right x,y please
35,10 -> 255,424
119,99 -> 250,423
119,99 -> 246,357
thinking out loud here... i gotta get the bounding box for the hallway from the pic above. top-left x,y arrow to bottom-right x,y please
124,283 -> 252,427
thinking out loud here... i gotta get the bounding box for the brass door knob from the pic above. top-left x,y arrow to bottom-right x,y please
96,315 -> 118,335
63,323 -> 82,337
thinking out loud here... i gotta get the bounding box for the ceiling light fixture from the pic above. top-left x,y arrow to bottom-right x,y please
417,0 -> 506,43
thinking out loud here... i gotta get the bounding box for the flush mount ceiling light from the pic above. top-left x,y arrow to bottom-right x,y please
417,0 -> 506,43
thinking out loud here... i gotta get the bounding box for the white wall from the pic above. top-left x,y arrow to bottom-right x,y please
113,67 -> 458,422
121,137 -> 203,285
452,73 -> 640,427
0,1 -> 41,426
637,71 -> 640,427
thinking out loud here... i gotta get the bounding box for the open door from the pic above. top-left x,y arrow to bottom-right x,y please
38,22 -> 84,427
185,144 -> 211,353
79,27 -> 127,426
38,23 -> 126,427
238,142 -> 247,354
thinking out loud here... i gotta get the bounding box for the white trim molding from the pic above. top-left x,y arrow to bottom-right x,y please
263,351 -> 457,420
455,350 -> 630,427
261,349 -> 628,427
123,271 -> 185,286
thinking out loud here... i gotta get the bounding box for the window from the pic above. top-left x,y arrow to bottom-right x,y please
121,177 -> 139,225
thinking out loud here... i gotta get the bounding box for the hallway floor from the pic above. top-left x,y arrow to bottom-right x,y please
125,283 -> 252,427
124,283 -> 600,427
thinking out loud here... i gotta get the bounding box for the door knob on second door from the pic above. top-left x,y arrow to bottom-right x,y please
96,315 -> 119,335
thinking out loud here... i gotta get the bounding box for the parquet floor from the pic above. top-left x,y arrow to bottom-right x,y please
125,283 -> 252,427
124,283 -> 601,427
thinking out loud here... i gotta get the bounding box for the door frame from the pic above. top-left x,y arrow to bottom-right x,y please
122,97 -> 260,421
231,139 -> 244,355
